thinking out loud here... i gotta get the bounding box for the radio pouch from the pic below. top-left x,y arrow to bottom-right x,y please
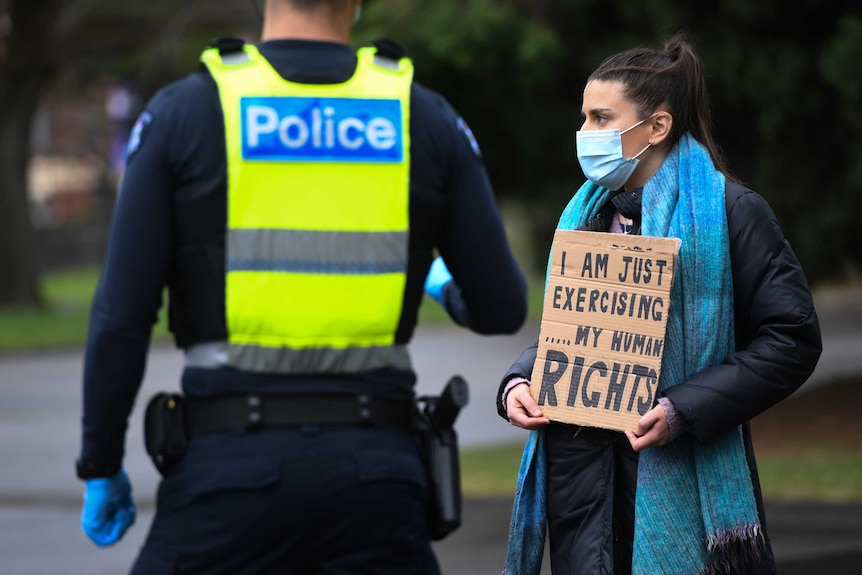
144,392 -> 188,476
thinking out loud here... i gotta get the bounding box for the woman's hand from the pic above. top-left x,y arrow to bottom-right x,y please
506,382 -> 550,430
625,403 -> 670,452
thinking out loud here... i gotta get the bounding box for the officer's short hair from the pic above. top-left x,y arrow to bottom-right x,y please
283,0 -> 351,12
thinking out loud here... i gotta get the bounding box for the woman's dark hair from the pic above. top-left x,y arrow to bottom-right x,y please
588,32 -> 734,179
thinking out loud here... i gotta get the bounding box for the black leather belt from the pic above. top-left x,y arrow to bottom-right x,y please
186,394 -> 416,437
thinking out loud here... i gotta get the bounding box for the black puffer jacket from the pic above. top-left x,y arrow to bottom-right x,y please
497,181 -> 822,575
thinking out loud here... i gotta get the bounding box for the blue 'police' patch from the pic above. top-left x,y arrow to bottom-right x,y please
126,111 -> 152,157
241,97 -> 403,163
456,116 -> 482,159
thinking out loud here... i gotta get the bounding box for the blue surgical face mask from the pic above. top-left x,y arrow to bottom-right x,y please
575,115 -> 655,190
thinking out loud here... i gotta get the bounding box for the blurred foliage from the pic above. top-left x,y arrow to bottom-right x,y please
353,0 -> 862,282
4,0 -> 861,294
57,0 -> 260,98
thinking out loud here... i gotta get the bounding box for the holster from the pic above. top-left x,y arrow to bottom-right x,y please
415,376 -> 469,541
143,392 -> 188,476
417,414 -> 463,541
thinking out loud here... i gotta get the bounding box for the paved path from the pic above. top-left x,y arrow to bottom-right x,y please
0,290 -> 860,574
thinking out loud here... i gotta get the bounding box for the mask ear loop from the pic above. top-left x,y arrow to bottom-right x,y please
630,142 -> 651,160
620,112 -> 659,135
621,112 -> 658,160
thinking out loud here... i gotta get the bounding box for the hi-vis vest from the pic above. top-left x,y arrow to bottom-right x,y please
200,44 -> 413,375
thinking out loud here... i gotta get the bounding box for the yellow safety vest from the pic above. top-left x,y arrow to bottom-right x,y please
201,44 -> 413,374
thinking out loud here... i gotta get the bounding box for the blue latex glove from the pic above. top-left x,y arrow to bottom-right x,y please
424,256 -> 453,305
81,468 -> 136,547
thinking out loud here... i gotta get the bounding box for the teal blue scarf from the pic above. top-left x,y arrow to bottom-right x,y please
503,134 -> 764,575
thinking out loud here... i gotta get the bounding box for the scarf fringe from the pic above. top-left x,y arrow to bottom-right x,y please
700,524 -> 766,575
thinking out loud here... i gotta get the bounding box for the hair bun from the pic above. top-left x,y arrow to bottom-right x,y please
663,32 -> 689,61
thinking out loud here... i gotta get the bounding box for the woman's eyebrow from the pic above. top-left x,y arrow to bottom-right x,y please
585,107 -> 614,116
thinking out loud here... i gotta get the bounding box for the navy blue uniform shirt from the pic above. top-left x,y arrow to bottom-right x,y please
81,40 -> 527,467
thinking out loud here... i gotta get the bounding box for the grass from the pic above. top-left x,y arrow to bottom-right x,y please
4,267 -> 861,504
461,442 -> 523,499
0,266 -> 99,351
459,441 -> 862,502
0,266 -> 170,351
0,266 -> 547,352
756,449 -> 862,502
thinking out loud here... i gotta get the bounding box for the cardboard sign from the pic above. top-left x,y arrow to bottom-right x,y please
530,230 -> 681,432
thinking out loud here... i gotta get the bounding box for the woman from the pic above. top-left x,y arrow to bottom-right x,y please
498,33 -> 821,575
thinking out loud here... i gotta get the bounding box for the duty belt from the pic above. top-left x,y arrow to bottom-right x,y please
185,394 -> 416,437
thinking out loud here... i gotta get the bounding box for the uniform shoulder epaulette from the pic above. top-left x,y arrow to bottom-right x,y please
372,38 -> 406,60
208,37 -> 246,56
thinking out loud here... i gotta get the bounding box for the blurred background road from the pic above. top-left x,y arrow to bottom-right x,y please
0,289 -> 860,574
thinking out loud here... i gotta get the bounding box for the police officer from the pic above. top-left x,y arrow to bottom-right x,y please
76,0 -> 527,573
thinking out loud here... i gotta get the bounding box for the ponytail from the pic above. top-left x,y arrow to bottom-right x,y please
589,32 -> 734,180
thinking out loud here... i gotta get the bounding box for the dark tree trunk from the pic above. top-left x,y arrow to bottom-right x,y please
0,105 -> 40,307
0,0 -> 65,307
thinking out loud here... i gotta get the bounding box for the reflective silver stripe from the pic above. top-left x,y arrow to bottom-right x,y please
185,341 -> 229,368
221,52 -> 251,66
227,229 -> 407,274
373,54 -> 401,70
227,343 -> 412,374
184,341 -> 411,373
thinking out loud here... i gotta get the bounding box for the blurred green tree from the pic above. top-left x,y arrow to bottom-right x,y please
1,0 -> 859,311
358,0 -> 862,281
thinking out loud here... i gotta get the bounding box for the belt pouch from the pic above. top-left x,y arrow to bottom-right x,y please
144,392 -> 188,476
